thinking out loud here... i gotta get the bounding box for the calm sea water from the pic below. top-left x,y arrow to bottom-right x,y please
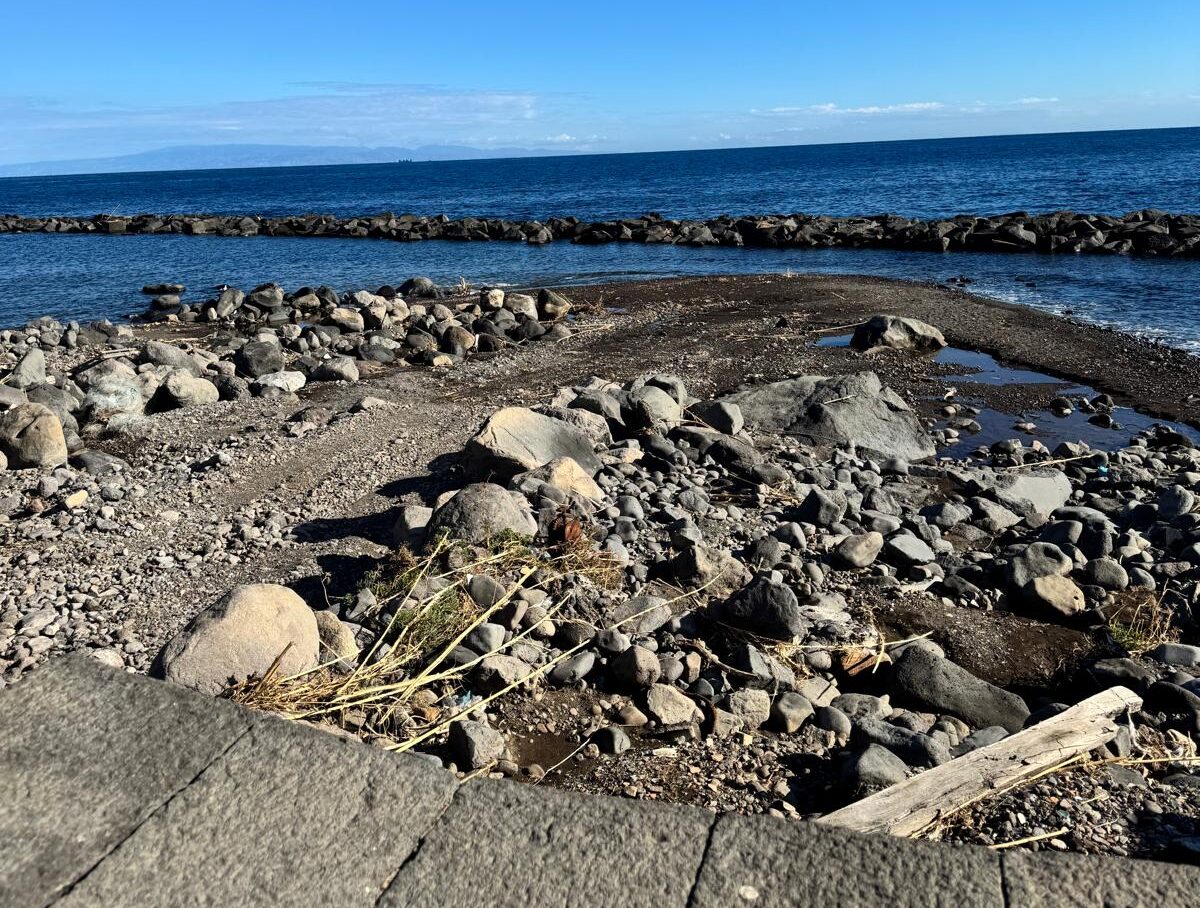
0,127 -> 1198,347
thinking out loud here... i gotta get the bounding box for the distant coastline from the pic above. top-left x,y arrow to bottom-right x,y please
1,125 -> 1196,180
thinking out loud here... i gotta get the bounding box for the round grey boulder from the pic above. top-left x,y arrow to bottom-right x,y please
156,583 -> 320,695
159,370 -> 219,409
233,340 -> 284,378
833,532 -> 884,568
612,645 -> 662,687
851,315 -> 946,353
427,483 -> 537,544
842,744 -> 909,795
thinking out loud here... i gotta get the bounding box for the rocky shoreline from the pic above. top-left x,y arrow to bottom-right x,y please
0,277 -> 577,469
2,273 -> 1199,863
3,208 -> 1200,257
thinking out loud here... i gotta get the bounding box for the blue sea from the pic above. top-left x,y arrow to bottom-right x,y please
0,127 -> 1198,347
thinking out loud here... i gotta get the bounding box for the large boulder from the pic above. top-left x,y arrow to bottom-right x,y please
891,645 -> 1030,733
0,403 -> 68,468
722,578 -> 809,640
326,307 -> 365,334
851,315 -> 946,353
463,407 -> 601,480
1027,574 -> 1087,618
427,483 -> 537,544
1007,542 -> 1071,589
26,385 -> 79,434
400,276 -> 439,298
158,369 -> 219,409
78,359 -> 145,423
668,545 -> 752,598
623,385 -> 682,433
0,385 -> 27,409
142,340 -> 202,376
992,469 -> 1073,517
514,456 -> 603,502
310,355 -> 360,383
723,372 -> 935,461
156,583 -> 320,695
842,744 -> 909,795
448,719 -> 506,769
644,683 -> 702,727
8,348 -> 47,389
234,340 -> 284,378
253,370 -> 307,394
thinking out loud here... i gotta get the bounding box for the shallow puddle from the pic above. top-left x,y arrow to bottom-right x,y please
813,334 -> 1200,457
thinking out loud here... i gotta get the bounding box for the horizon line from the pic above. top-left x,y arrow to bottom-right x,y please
2,122 -> 1197,182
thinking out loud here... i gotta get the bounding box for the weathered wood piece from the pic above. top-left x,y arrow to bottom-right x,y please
818,686 -> 1142,837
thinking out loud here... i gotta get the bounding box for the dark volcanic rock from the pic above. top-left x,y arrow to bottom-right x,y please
721,578 -> 809,640
891,645 -> 1030,733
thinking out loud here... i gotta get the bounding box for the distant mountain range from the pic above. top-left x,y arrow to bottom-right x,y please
0,143 -> 574,177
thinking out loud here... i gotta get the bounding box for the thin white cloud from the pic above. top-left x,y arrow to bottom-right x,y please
1016,96 -> 1060,105
754,101 -> 945,116
0,83 -> 568,163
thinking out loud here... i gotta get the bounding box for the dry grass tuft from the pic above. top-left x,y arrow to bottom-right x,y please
1106,589 -> 1177,655
226,530 -> 624,751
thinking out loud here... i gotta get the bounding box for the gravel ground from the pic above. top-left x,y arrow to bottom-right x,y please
4,272 -> 1199,861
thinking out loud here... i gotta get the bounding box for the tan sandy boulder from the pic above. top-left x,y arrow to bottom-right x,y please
313,610 -> 359,671
156,583 -> 320,694
516,456 -> 603,502
0,402 -> 68,468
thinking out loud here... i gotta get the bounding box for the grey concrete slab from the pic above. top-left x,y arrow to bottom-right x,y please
690,813 -> 1004,908
379,777 -> 715,908
1002,849 -> 1200,907
58,716 -> 458,907
0,655 -> 251,908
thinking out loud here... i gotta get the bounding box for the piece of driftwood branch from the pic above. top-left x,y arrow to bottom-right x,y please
817,685 -> 1142,837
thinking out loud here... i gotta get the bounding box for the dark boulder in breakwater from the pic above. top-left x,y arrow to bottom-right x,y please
1,208 -> 1198,258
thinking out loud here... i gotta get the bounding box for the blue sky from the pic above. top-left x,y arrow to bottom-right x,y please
2,1 -> 1198,165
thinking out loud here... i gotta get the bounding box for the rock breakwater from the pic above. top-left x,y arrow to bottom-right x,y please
2,209 -> 1199,257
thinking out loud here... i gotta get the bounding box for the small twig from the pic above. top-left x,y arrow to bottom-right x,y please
1000,454 -> 1095,471
988,827 -> 1069,851
809,321 -> 864,335
534,739 -> 592,785
460,762 -> 496,782
248,642 -> 294,697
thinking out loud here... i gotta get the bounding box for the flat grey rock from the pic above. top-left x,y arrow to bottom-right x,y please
691,813 -> 1002,907
61,716 -> 457,908
0,656 -> 251,908
380,778 -> 713,908
724,372 -> 935,462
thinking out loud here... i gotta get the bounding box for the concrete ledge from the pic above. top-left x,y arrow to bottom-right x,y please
692,812 -> 1004,907
1,656 -> 1197,908
0,656 -> 251,908
58,719 -> 457,908
1001,848 -> 1200,908
379,776 -> 713,908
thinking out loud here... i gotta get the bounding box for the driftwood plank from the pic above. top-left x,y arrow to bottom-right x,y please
817,685 -> 1142,837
